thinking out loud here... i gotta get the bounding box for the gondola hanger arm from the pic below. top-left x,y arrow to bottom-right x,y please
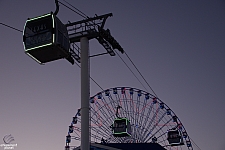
54,0 -> 59,15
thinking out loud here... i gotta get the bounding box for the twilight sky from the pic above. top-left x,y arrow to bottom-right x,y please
0,0 -> 225,150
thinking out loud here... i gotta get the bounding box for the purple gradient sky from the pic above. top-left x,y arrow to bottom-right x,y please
0,0 -> 225,150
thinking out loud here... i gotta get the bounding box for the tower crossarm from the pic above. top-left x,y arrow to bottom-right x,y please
65,13 -> 124,64
65,13 -> 113,43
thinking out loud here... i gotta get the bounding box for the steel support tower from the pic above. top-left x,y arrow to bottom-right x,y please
65,13 -> 124,150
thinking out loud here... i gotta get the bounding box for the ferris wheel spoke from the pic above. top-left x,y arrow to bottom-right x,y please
144,115 -> 169,141
121,98 -> 129,119
121,88 -> 129,118
142,109 -> 165,141
153,124 -> 169,145
101,96 -> 117,121
135,96 -> 141,132
116,137 -> 124,143
73,127 -> 81,138
141,103 -> 158,139
134,103 -> 145,141
107,94 -> 118,113
90,111 -> 113,136
90,107 -> 102,126
129,94 -> 135,128
114,91 -> 122,107
138,99 -> 148,132
127,90 -> 135,117
141,101 -> 154,134
90,131 -> 102,141
157,136 -> 169,146
90,108 -> 113,135
138,103 -> 151,142
93,100 -> 115,127
90,123 -> 111,140
91,106 -> 110,127
91,126 -> 110,140
102,94 -> 117,113
145,117 -> 172,142
134,124 -> 144,142
98,98 -> 114,118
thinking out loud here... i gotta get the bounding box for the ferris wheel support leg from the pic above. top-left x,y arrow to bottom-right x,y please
80,37 -> 90,150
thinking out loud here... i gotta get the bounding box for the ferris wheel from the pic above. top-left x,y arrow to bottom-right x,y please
65,87 -> 193,150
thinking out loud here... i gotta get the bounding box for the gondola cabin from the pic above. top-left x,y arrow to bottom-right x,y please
167,130 -> 184,146
112,118 -> 131,137
23,12 -> 71,64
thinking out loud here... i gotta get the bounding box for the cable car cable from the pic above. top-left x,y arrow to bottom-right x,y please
0,22 -> 23,33
58,1 -> 87,18
49,1 -> 105,91
115,51 -> 148,92
58,1 -> 158,97
58,1 -> 150,92
124,51 -> 158,97
73,61 -> 104,91
61,0 -> 88,19
58,0 -> 100,32
190,137 -> 202,150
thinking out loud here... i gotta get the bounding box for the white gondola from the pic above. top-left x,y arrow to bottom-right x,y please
112,118 -> 131,137
167,130 -> 184,146
23,12 -> 71,64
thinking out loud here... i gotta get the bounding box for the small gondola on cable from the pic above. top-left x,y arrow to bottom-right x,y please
167,129 -> 184,146
23,1 -> 74,64
111,106 -> 132,137
167,116 -> 184,146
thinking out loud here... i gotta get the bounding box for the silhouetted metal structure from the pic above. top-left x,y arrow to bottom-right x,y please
23,12 -> 124,65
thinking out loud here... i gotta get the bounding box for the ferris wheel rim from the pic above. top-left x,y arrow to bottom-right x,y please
66,86 -> 193,150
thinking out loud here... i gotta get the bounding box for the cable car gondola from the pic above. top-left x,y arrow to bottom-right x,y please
111,105 -> 132,137
167,130 -> 184,146
23,12 -> 73,64
112,118 -> 132,137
